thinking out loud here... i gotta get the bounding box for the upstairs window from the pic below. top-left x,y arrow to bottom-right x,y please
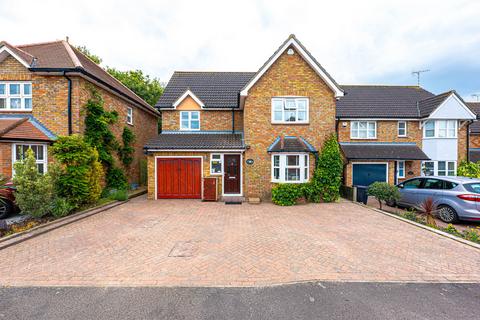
271,98 -> 308,123
397,121 -> 407,137
423,120 -> 456,138
127,107 -> 133,125
0,82 -> 32,110
350,121 -> 376,139
180,111 -> 200,130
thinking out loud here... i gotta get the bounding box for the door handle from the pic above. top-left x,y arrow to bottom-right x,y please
228,177 -> 236,180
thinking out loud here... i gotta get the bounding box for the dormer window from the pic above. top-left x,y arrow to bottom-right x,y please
0,82 -> 32,110
180,111 -> 200,130
271,97 -> 309,124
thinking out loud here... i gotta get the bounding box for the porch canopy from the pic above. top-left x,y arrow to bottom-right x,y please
340,142 -> 430,160
144,132 -> 245,152
267,136 -> 317,153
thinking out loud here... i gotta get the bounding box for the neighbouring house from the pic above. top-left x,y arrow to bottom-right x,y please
467,102 -> 480,162
145,34 -> 476,202
0,40 -> 159,184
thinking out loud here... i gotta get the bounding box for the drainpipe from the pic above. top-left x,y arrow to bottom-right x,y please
467,121 -> 472,162
231,106 -> 235,133
63,72 -> 73,135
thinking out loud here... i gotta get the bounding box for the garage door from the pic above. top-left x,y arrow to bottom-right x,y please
156,158 -> 202,199
352,163 -> 387,186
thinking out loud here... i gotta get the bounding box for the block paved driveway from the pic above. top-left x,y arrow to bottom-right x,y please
1,196 -> 480,287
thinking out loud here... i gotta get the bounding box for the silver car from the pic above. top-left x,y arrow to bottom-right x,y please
395,176 -> 480,223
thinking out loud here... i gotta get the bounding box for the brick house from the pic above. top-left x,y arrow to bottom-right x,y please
145,35 -> 476,201
0,40 -> 159,184
467,102 -> 480,162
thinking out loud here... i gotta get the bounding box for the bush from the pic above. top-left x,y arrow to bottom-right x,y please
139,159 -> 147,186
13,149 -> 54,218
462,228 -> 480,243
106,166 -> 128,190
442,224 -> 462,237
457,160 -> 480,178
313,134 -> 343,202
108,189 -> 128,201
50,135 -> 103,206
367,182 -> 400,210
272,183 -> 303,206
50,197 -> 75,218
119,127 -> 135,168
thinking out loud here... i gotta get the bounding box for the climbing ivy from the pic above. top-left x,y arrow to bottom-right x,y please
119,127 -> 136,168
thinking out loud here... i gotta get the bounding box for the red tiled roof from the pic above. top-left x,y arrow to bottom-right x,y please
0,118 -> 52,141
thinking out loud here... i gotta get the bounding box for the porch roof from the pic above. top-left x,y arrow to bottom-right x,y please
267,136 -> 317,153
340,142 -> 430,160
144,131 -> 245,151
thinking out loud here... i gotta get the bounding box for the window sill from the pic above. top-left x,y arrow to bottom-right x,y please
349,137 -> 377,140
271,180 -> 306,184
271,122 -> 309,125
210,173 -> 222,176
0,109 -> 32,112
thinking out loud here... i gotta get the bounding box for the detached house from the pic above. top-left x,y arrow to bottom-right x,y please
0,40 -> 159,183
145,34 -> 476,202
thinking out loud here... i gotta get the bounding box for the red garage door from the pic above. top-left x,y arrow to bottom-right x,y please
156,158 -> 202,199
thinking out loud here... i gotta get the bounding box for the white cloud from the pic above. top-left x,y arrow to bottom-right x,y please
1,0 -> 479,86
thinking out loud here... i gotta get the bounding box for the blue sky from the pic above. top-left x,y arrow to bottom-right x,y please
1,0 -> 479,100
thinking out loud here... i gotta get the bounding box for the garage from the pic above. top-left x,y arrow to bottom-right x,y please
352,163 -> 387,186
156,157 -> 202,199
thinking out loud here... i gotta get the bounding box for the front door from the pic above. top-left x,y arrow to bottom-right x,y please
224,154 -> 241,194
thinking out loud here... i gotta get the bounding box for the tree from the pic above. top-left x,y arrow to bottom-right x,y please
106,68 -> 164,106
367,182 -> 401,210
313,134 -> 344,202
75,45 -> 102,64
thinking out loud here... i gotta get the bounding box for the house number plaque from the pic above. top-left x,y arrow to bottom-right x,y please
246,159 -> 254,165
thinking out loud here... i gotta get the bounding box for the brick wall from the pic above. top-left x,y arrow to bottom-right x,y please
470,134 -> 480,149
161,109 -> 243,131
0,143 -> 12,178
457,125 -> 468,161
243,45 -> 337,200
338,120 -> 422,143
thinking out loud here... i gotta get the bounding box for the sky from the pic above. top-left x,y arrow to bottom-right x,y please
1,0 -> 479,100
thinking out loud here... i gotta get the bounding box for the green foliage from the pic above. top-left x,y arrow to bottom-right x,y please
109,189 -> 128,201
272,183 -> 303,206
139,159 -> 148,186
106,166 -> 128,190
442,224 -> 462,237
84,89 -> 119,167
301,182 -> 321,203
75,45 -> 102,64
119,127 -> 136,168
106,68 -> 164,106
312,134 -> 343,202
51,135 -> 103,206
400,208 -> 425,223
50,197 -> 75,218
13,149 -> 54,218
367,182 -> 401,210
457,160 -> 480,178
462,228 -> 480,243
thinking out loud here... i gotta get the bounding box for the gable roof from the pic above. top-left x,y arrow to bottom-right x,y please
467,102 -> 480,134
418,90 -> 476,119
0,114 -> 56,142
240,34 -> 343,97
156,71 -> 255,109
267,136 -> 317,153
172,89 -> 205,109
0,40 -> 158,115
336,85 -> 434,118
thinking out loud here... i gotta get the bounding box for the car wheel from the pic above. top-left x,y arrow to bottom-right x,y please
438,205 -> 458,223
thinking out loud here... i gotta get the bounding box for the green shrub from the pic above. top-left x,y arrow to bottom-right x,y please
400,208 -> 424,224
139,159 -> 147,186
108,189 -> 128,201
301,182 -> 321,203
462,228 -> 480,243
13,149 -> 54,218
442,224 -> 462,237
50,197 -> 75,218
272,183 -> 303,206
457,160 -> 480,178
313,134 -> 343,202
106,166 -> 128,190
119,127 -> 135,168
367,182 -> 401,210
50,135 -> 103,206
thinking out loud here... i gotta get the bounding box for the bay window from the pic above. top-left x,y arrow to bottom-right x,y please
350,121 -> 376,139
0,82 -> 32,110
423,120 -> 456,138
271,154 -> 309,183
271,98 -> 308,123
180,111 -> 200,130
13,144 -> 48,174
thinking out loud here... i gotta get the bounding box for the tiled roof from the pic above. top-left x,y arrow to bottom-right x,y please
469,149 -> 480,162
0,40 -> 157,114
156,71 -> 255,109
336,85 -> 435,118
467,102 -> 480,134
267,136 -> 317,153
340,142 -> 430,160
144,132 -> 245,150
417,91 -> 453,118
0,115 -> 56,142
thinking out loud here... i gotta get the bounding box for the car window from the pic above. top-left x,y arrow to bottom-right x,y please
422,179 -> 443,190
444,181 -> 458,190
403,178 -> 422,189
464,183 -> 480,194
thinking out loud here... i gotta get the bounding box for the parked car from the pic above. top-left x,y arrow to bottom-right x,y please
391,176 -> 480,223
0,181 -> 16,219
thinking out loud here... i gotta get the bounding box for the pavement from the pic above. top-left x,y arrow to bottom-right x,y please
1,282 -> 479,319
1,196 -> 480,286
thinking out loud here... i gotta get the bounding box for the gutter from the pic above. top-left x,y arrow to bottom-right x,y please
63,71 -> 73,135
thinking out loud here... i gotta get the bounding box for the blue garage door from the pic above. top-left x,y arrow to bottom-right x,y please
352,163 -> 387,186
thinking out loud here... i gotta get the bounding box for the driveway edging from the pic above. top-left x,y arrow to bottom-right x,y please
356,202 -> 480,250
0,200 -> 127,251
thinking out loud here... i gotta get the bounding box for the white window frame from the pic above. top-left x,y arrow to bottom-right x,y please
423,120 -> 457,138
271,97 -> 309,124
0,82 -> 32,110
126,107 -> 133,125
180,111 -> 200,131
350,121 -> 377,139
12,143 -> 48,175
421,161 -> 456,176
397,121 -> 407,137
271,153 -> 309,183
210,154 -> 223,175
397,161 -> 405,178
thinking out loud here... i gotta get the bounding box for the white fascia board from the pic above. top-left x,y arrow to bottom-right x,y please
428,93 -> 476,120
240,38 -> 344,98
172,89 -> 205,109
0,46 -> 31,68
147,149 -> 245,152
